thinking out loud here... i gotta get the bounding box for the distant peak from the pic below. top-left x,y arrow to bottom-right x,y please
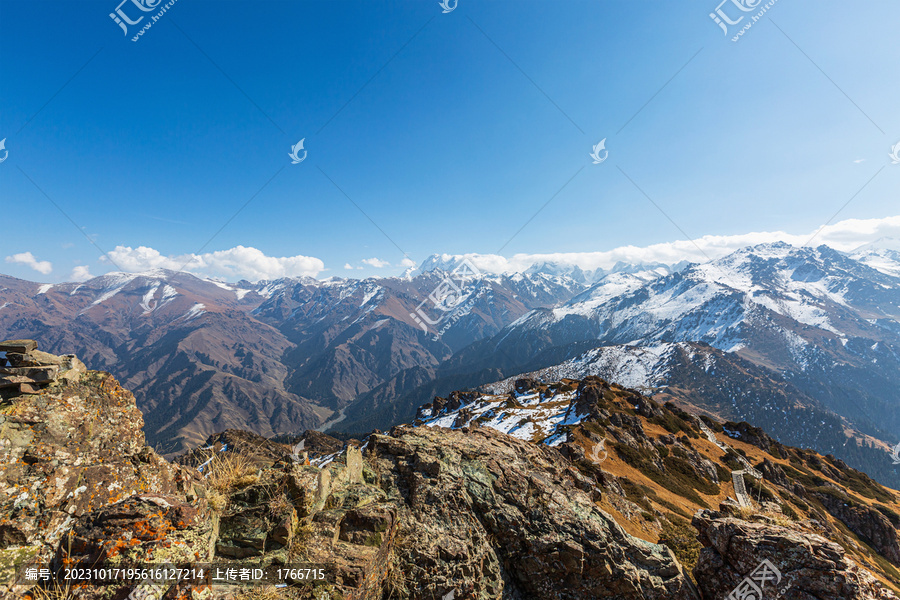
850,237 -> 900,254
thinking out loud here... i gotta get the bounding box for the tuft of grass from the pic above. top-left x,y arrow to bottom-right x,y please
658,516 -> 702,577
780,502 -> 799,521
205,452 -> 259,493
24,581 -> 74,600
207,489 -> 227,513
289,519 -> 315,562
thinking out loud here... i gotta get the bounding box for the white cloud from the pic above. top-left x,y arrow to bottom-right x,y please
362,257 -> 390,268
418,215 -> 900,275
344,263 -> 354,270
399,257 -> 417,268
70,265 -> 93,282
5,252 -> 52,275
103,245 -> 325,281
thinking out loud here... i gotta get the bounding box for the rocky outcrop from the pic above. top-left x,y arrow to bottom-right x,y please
0,339 -> 86,394
693,509 -> 899,600
6,361 -> 900,599
811,488 -> 900,565
59,493 -> 214,565
0,350 -> 202,595
370,425 -> 699,599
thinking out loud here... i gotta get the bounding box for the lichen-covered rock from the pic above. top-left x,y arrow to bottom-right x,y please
693,509 -> 899,600
371,425 -> 699,600
0,364 -> 203,591
58,494 -> 214,565
215,471 -> 299,562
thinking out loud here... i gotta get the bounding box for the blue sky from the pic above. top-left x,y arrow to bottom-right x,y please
1,0 -> 899,282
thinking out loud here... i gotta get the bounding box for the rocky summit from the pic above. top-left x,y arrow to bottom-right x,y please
2,345 -> 900,599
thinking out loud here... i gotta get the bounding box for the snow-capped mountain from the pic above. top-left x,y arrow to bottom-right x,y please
436,243 -> 900,457
850,237 -> 900,278
4,240 -> 899,470
407,253 -> 688,285
417,343 -> 900,488
478,341 -> 900,483
0,268 -> 585,452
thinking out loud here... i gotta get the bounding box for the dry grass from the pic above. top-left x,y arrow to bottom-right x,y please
381,524 -> 410,598
289,519 -> 315,561
207,488 -> 228,513
733,505 -> 798,529
23,581 -> 74,600
205,452 -> 259,493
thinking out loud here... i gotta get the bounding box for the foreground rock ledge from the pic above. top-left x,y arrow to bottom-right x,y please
3,358 -> 899,599
367,425 -> 699,599
693,509 -> 899,600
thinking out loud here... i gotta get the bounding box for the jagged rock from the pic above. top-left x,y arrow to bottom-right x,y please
0,375 -> 34,389
693,509 -> 899,599
58,494 -> 213,564
722,420 -> 788,458
811,489 -> 900,565
5,351 -> 65,367
567,376 -> 609,420
174,428 -> 291,468
0,370 -> 202,570
293,429 -> 347,456
0,345 -> 86,396
513,377 -> 540,393
371,425 -> 699,599
215,469 -> 298,562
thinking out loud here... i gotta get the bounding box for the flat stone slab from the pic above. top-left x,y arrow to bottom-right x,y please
0,365 -> 58,382
0,375 -> 37,389
0,340 -> 37,354
4,350 -> 65,367
18,383 -> 42,394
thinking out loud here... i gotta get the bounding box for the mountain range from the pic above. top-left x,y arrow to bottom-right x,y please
1,239 -> 898,489
0,265 -> 585,452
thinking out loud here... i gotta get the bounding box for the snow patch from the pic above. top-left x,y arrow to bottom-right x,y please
182,303 -> 206,320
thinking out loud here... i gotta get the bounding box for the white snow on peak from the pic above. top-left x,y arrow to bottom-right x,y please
850,238 -> 900,278
91,273 -> 142,306
484,343 -> 684,395
555,270 -> 667,318
359,284 -> 383,308
257,281 -> 287,299
419,386 -> 583,446
851,237 -> 900,253
36,284 -> 53,295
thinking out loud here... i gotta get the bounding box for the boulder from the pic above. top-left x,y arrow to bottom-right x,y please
0,371 -> 203,568
370,425 -> 700,599
693,509 -> 899,600
0,376 -> 35,389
